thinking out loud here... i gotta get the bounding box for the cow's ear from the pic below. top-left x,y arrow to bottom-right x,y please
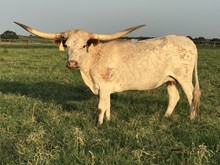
87,39 -> 99,47
54,39 -> 65,51
54,39 -> 61,46
85,39 -> 99,52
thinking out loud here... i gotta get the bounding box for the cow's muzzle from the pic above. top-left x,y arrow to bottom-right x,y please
66,60 -> 79,69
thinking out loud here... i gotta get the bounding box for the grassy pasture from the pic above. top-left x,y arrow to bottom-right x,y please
0,44 -> 220,164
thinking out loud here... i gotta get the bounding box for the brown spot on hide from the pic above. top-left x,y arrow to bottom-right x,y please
166,81 -> 176,86
101,68 -> 113,81
98,109 -> 102,115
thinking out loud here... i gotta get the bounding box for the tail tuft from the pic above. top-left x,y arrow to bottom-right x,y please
190,84 -> 201,119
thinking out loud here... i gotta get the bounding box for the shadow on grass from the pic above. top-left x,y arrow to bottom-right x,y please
0,81 -> 187,116
0,81 -> 93,111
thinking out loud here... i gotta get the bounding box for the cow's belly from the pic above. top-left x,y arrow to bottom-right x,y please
111,74 -> 172,93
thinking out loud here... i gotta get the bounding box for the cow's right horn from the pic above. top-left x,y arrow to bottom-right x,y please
14,22 -> 63,40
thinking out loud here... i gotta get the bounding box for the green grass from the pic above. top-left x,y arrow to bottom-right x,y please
0,45 -> 220,164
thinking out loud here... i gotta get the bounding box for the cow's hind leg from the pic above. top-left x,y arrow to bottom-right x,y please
165,80 -> 180,117
178,79 -> 196,119
98,89 -> 111,124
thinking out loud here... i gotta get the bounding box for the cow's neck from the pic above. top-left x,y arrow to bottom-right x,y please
79,51 -> 99,94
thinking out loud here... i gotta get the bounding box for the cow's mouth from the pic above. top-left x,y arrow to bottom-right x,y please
66,60 -> 79,69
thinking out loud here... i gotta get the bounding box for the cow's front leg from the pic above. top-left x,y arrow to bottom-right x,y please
98,89 -> 111,124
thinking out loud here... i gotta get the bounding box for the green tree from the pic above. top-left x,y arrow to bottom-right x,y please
1,30 -> 19,39
195,37 -> 206,41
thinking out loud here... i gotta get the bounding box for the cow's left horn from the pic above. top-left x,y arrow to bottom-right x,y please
90,24 -> 145,41
14,22 -> 63,39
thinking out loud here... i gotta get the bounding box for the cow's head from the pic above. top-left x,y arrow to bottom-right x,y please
14,22 -> 145,69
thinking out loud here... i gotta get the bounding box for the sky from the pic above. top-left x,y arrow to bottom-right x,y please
1,0 -> 220,39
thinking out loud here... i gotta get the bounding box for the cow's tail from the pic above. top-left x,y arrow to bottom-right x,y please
191,49 -> 201,119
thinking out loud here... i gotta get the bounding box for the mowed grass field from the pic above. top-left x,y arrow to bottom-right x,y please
0,44 -> 220,164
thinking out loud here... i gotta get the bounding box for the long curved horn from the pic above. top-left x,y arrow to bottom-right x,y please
14,22 -> 63,40
90,24 -> 145,41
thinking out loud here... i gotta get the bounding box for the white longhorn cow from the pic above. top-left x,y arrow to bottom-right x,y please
15,22 -> 201,124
